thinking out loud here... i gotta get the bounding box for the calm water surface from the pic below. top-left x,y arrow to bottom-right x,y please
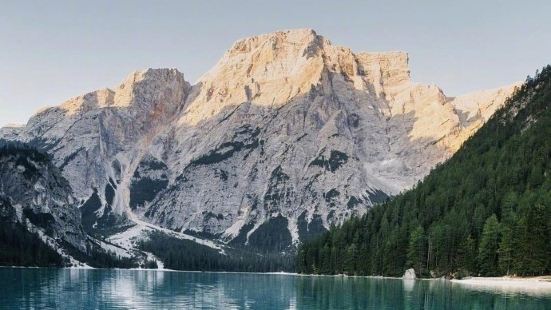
0,268 -> 550,309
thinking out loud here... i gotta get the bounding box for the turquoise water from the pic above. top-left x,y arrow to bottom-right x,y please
0,268 -> 550,309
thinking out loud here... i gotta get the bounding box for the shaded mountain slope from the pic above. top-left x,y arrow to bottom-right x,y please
0,141 -> 151,267
297,66 -> 551,277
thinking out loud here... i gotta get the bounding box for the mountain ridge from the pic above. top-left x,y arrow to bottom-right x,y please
0,29 -> 519,259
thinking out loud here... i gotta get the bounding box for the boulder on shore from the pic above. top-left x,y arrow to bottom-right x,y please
403,268 -> 416,280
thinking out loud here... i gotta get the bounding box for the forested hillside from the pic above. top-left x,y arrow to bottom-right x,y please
0,143 -> 67,266
140,232 -> 295,272
0,141 -> 144,268
0,202 -> 64,267
297,66 -> 551,278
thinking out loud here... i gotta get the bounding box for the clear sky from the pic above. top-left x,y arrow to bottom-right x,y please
1,0 -> 550,127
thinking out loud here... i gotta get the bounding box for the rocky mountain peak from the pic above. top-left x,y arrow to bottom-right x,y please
226,28 -> 324,57
58,68 -> 188,117
0,29 -> 520,255
181,29 -> 413,125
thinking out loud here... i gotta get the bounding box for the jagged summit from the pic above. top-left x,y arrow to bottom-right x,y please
226,28 -> 324,55
57,68 -> 188,116
183,29 -> 414,125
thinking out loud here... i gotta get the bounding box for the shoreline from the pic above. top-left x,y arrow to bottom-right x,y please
3,266 -> 551,293
451,276 -> 551,294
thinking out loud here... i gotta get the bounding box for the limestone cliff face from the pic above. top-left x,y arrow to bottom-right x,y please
1,29 -> 518,251
3,69 -> 189,219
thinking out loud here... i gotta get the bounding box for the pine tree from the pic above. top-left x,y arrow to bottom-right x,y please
498,193 -> 518,275
478,215 -> 501,276
344,243 -> 357,274
456,235 -> 476,275
516,201 -> 550,275
406,226 -> 426,276
498,223 -> 515,275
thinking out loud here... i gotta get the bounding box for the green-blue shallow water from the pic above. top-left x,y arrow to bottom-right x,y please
0,268 -> 550,309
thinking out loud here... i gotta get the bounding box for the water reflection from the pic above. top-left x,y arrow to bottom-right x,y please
0,268 -> 549,309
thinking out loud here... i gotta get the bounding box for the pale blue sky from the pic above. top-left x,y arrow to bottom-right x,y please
1,0 -> 550,126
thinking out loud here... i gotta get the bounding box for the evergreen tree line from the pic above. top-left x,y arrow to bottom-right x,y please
297,66 -> 551,278
0,139 -> 50,161
141,231 -> 295,272
0,221 -> 64,267
62,239 -> 151,269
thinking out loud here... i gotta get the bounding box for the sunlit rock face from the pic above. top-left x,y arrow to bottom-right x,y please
1,29 -> 518,250
2,69 -> 190,225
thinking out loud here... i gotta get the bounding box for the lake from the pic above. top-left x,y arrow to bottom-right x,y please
0,268 -> 550,309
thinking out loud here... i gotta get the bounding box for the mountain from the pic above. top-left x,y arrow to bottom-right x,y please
0,29 -> 518,259
0,141 -> 152,267
0,141 -> 87,265
297,66 -> 551,277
